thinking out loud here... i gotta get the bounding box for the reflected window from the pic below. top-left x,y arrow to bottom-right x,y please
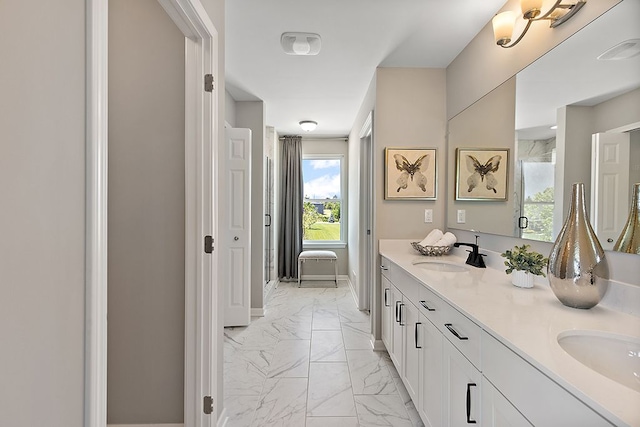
521,161 -> 555,241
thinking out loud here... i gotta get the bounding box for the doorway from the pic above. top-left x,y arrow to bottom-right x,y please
85,0 -> 219,425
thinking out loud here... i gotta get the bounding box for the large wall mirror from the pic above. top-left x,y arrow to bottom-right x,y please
447,0 -> 640,255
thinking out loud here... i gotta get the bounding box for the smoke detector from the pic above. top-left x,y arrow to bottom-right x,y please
281,32 -> 321,56
597,39 -> 640,60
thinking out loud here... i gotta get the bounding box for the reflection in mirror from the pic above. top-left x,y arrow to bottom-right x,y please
447,0 -> 640,256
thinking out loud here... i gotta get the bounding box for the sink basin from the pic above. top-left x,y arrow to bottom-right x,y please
557,330 -> 640,392
412,260 -> 469,273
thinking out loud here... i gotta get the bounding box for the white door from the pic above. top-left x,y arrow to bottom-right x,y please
223,128 -> 252,327
591,132 -> 630,250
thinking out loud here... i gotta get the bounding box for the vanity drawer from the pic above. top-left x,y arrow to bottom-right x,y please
418,285 -> 445,326
438,300 -> 482,370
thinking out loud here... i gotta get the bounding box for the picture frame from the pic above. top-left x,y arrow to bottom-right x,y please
455,148 -> 509,201
385,147 -> 437,200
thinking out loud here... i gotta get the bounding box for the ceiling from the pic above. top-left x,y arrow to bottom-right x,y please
225,0 -> 506,137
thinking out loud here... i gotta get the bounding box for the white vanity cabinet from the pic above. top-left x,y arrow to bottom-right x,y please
443,338 -> 482,426
482,332 -> 613,426
381,255 -> 483,426
482,377 -> 532,427
418,312 -> 443,427
379,253 -> 620,427
402,298 -> 421,402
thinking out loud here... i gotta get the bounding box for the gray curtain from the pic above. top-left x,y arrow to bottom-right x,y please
278,135 -> 303,280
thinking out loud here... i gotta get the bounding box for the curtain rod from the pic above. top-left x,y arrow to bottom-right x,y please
278,136 -> 348,141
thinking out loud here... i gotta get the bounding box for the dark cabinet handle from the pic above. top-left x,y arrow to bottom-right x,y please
380,265 -> 389,271
415,322 -> 422,348
395,301 -> 401,322
445,323 -> 469,340
419,300 -> 435,311
466,382 -> 477,424
384,288 -> 390,307
399,303 -> 405,326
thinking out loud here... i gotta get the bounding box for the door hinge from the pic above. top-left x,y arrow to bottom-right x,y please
204,74 -> 214,92
204,235 -> 214,254
203,395 -> 214,415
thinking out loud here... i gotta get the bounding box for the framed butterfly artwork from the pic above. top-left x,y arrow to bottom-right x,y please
384,148 -> 437,200
455,148 -> 509,201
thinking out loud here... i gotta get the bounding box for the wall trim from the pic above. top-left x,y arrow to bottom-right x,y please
251,308 -> 265,317
108,424 -> 184,427
217,407 -> 228,427
371,337 -> 386,352
85,1 -> 109,425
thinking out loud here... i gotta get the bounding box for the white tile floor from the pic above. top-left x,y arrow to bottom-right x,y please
223,280 -> 425,427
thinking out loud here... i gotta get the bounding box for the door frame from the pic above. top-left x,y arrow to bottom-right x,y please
85,1 -> 219,426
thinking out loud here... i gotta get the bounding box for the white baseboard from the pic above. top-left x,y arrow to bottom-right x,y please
371,337 -> 386,351
251,307 -> 265,317
346,276 -> 359,307
299,274 -> 347,281
108,424 -> 183,427
217,407 -> 229,427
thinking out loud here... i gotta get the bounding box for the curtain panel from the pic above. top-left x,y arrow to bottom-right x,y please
278,135 -> 303,279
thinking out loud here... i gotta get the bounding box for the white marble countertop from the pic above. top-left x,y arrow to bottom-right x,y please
379,239 -> 640,427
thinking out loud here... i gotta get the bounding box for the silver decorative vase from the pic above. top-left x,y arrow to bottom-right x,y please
613,183 -> 640,254
548,183 -> 609,309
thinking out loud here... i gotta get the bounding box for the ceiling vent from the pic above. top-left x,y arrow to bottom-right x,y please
597,39 -> 640,60
281,32 -> 321,56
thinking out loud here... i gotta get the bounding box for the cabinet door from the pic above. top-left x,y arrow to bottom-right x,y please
390,285 -> 404,374
443,339 -> 481,426
482,377 -> 532,427
381,276 -> 393,351
419,315 -> 443,427
402,299 -> 420,402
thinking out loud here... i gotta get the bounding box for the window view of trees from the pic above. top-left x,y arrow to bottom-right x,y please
522,186 -> 554,242
302,157 -> 343,242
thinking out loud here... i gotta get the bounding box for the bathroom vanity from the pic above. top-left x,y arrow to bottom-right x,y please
379,239 -> 639,426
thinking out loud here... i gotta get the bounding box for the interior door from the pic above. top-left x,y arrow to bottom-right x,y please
223,128 -> 252,327
591,132 -> 631,250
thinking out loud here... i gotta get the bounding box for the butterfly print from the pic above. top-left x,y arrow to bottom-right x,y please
394,154 -> 429,192
465,154 -> 502,193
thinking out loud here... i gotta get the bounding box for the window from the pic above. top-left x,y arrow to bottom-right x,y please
302,156 -> 345,246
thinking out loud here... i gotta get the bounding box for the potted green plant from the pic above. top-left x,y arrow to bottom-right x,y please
500,244 -> 549,288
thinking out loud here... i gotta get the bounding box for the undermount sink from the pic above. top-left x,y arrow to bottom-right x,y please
412,260 -> 469,273
557,330 -> 640,392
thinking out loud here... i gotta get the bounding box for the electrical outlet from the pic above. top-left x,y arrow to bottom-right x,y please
424,209 -> 433,223
457,209 -> 466,224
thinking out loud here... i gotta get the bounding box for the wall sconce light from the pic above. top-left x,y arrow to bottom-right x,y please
492,0 -> 586,48
299,121 -> 318,132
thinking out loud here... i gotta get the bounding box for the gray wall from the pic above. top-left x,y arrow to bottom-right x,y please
446,0 -> 620,120
235,101 -> 266,310
446,77 -> 517,235
374,68 -> 447,239
108,0 -> 185,423
0,1 -> 86,426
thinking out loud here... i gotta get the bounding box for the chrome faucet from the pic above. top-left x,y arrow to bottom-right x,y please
454,236 -> 486,268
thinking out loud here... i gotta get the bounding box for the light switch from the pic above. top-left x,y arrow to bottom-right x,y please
457,209 -> 466,224
424,209 -> 433,223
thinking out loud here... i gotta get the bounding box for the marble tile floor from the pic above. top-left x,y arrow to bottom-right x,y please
224,280 -> 424,427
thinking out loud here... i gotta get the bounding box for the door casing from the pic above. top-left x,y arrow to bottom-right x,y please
85,1 -> 219,426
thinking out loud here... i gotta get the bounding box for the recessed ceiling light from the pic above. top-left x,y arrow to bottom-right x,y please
598,39 -> 640,60
299,121 -> 318,132
281,32 -> 321,56
550,125 -> 558,130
